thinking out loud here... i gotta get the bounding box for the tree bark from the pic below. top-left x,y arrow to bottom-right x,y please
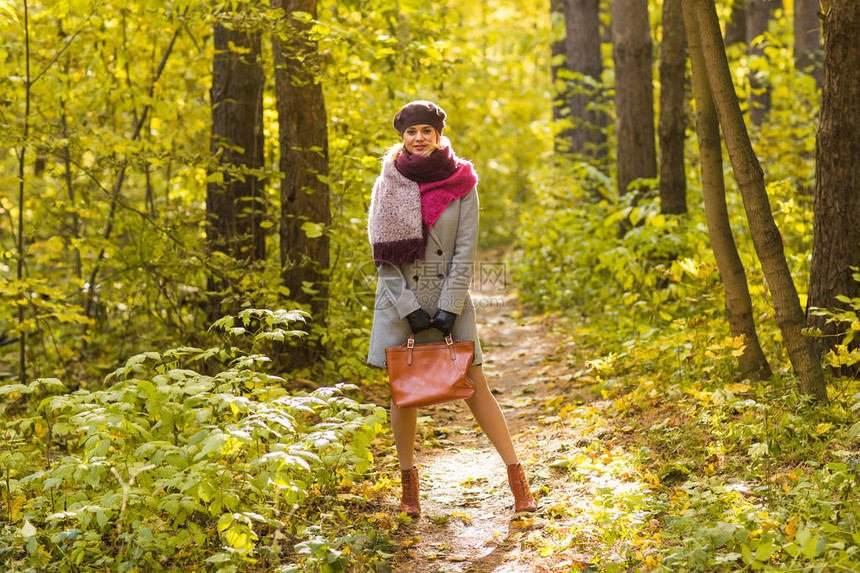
724,1 -> 747,46
683,2 -> 772,381
658,0 -> 687,215
793,0 -> 822,84
612,0 -> 657,196
550,0 -> 567,132
17,0 -> 32,383
207,21 -> 266,263
556,0 -> 607,159
273,0 -> 331,327
692,0 -> 826,401
746,0 -> 781,125
808,1 -> 860,369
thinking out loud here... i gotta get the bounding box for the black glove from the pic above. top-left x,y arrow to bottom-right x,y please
406,308 -> 432,334
431,309 -> 457,335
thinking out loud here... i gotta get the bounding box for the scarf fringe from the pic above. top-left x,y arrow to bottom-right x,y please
373,239 -> 426,267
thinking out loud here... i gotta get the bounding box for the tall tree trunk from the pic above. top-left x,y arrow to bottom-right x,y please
557,0 -> 607,159
658,0 -> 687,215
724,0 -> 747,46
747,0 -> 781,125
550,0 -> 571,154
273,0 -> 331,328
612,0 -> 657,196
17,0 -> 32,383
683,2 -> 772,381
794,0 -> 822,84
808,1 -> 860,371
207,20 -> 266,271
693,0 -> 827,401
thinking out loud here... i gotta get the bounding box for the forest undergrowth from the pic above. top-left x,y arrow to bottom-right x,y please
3,175 -> 860,571
2,241 -> 859,572
495,153 -> 860,570
2,0 -> 859,571
366,249 -> 860,572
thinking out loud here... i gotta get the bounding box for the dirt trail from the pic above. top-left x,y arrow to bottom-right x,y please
386,262 -> 600,572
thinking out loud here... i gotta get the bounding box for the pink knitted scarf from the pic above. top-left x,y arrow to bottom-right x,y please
418,163 -> 478,231
395,144 -> 458,183
368,139 -> 478,267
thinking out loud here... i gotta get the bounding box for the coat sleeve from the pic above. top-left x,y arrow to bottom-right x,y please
378,263 -> 422,320
439,187 -> 479,315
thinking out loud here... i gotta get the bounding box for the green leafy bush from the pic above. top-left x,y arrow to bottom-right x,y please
0,310 -> 386,572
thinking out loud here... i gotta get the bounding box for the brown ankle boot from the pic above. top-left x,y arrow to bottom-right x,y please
399,467 -> 420,517
507,463 -> 536,512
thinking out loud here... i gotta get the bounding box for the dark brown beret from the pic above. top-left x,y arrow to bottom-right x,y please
392,100 -> 447,135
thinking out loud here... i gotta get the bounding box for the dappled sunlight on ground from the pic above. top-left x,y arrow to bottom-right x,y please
385,262 -> 665,572
376,249 -> 860,572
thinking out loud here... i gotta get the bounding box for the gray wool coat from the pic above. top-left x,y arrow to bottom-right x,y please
366,186 -> 483,368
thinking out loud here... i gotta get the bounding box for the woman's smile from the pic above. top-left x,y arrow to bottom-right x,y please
402,124 -> 439,155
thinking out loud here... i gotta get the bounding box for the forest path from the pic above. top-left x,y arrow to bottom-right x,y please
386,253 -> 613,572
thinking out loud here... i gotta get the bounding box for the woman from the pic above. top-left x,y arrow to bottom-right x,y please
366,100 -> 536,517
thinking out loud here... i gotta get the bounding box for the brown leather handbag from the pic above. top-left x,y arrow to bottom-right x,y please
386,333 -> 476,408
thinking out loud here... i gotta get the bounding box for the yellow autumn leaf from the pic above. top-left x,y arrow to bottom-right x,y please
725,383 -> 751,393
814,423 -> 833,435
644,473 -> 662,488
785,517 -> 799,539
512,517 -> 534,528
300,221 -> 324,238
449,510 -> 472,524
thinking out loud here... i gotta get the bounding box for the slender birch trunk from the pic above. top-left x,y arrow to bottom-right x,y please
16,0 -> 32,383
683,1 -> 772,381
692,0 -> 827,401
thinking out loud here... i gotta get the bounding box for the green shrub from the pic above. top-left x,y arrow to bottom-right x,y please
0,309 -> 387,572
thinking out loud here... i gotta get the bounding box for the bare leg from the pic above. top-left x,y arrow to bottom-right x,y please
390,400 -> 419,470
464,364 -> 519,465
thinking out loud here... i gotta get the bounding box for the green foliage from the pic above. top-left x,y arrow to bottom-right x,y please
1,0 -> 856,570
0,0 -> 557,381
809,270 -> 860,371
651,382 -> 860,572
507,6 -> 859,569
511,164 -> 715,341
0,311 -> 387,571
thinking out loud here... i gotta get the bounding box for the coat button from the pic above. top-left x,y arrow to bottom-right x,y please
437,249 -> 443,256
437,273 -> 444,279
412,275 -> 419,282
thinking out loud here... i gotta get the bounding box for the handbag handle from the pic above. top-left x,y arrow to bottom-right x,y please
406,332 -> 457,366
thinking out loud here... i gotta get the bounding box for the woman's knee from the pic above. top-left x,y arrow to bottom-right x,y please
466,365 -> 494,403
468,364 -> 488,387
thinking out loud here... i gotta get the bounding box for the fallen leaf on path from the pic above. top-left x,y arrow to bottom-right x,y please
511,517 -> 534,528
449,510 -> 473,524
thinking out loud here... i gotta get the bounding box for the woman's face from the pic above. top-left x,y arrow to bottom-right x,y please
402,124 -> 439,156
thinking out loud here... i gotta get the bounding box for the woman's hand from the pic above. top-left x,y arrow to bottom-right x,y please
406,308 -> 432,334
431,309 -> 457,335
